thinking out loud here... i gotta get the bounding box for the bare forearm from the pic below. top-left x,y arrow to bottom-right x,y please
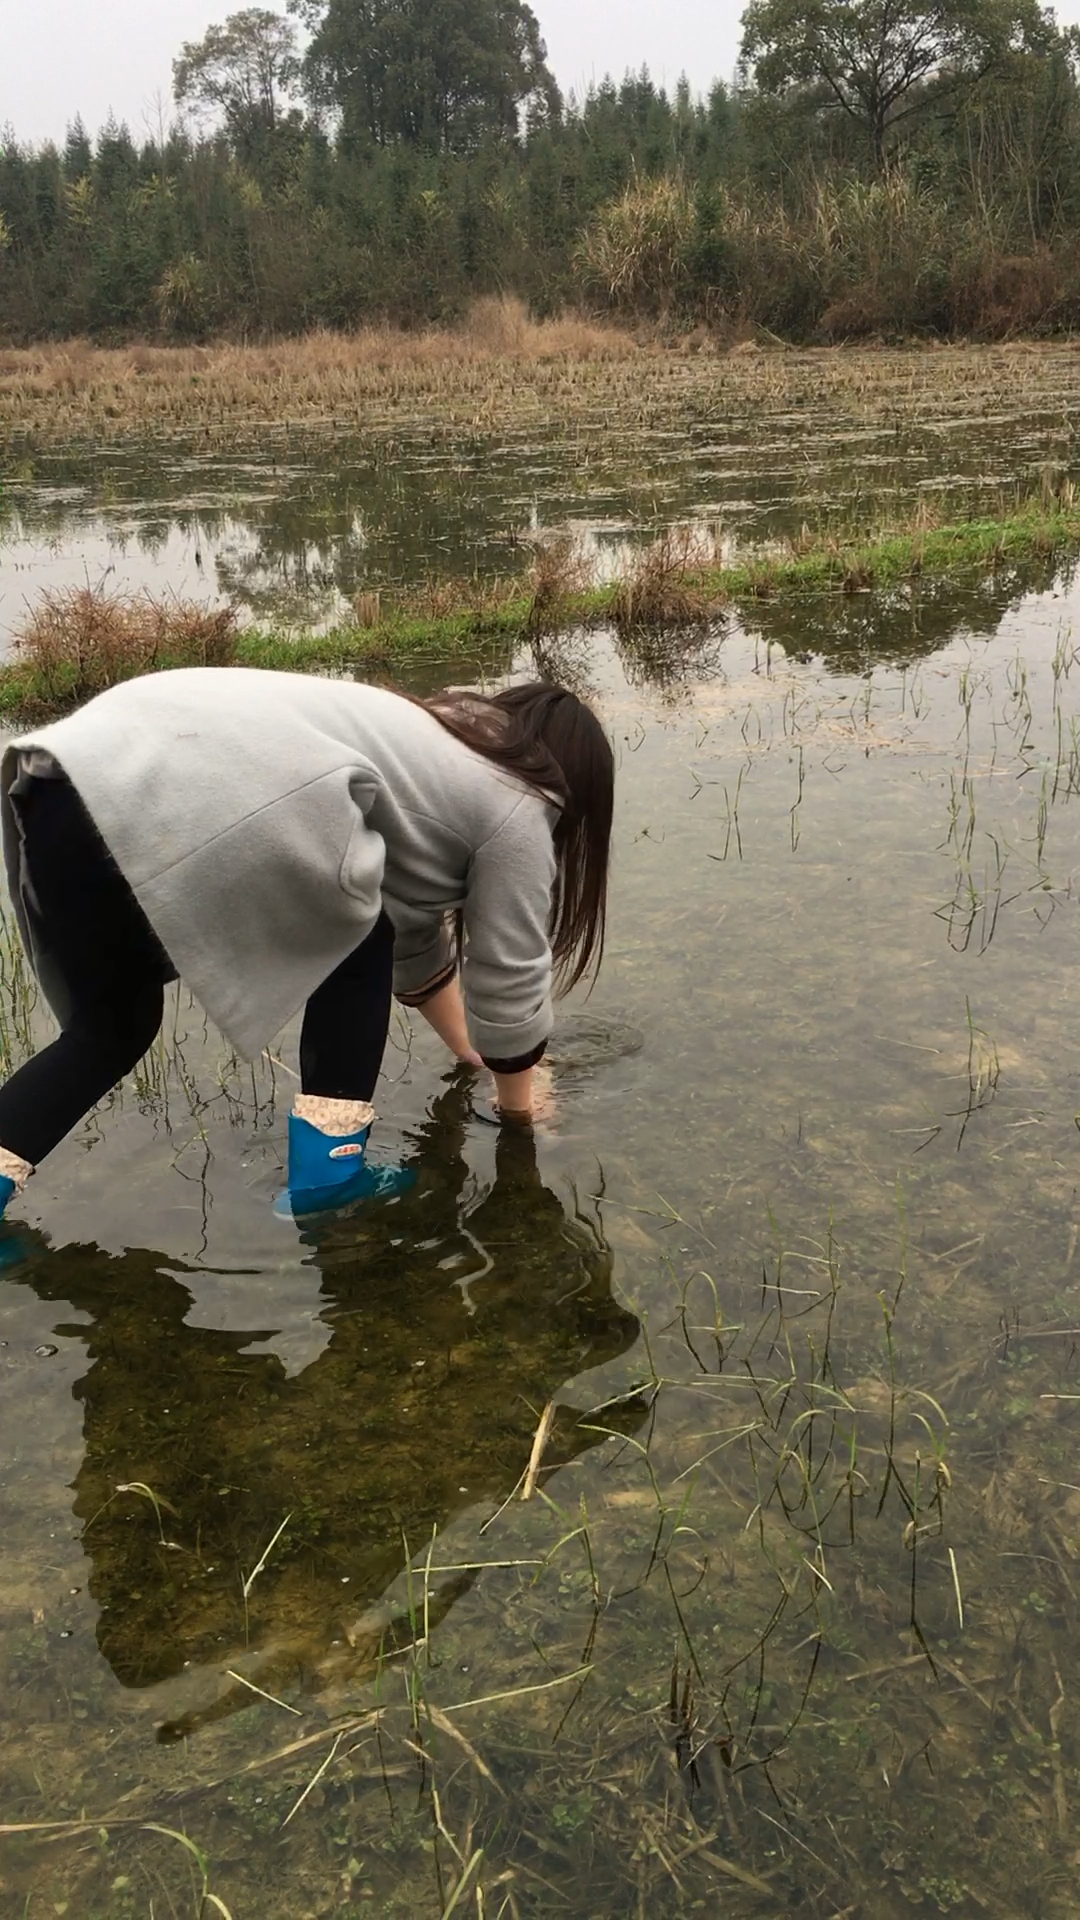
493,1067 -> 534,1118
413,977 -> 482,1066
407,981 -> 550,1120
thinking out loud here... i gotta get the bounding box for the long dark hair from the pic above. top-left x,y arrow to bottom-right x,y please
425,681 -> 614,992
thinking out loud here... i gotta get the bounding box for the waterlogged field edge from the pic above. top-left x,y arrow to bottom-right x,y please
4,491 -> 1080,719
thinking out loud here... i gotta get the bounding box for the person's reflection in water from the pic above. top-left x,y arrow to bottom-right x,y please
21,1073 -> 643,1738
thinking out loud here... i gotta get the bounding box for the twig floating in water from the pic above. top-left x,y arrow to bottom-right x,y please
225,1669 -> 303,1715
442,1664 -> 593,1713
243,1512 -> 293,1600
948,1548 -> 965,1631
521,1400 -> 557,1501
280,1728 -> 346,1827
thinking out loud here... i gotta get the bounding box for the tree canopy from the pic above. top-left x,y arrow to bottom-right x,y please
5,2 -> 1080,343
739,0 -> 1055,167
173,8 -> 301,157
292,0 -> 561,149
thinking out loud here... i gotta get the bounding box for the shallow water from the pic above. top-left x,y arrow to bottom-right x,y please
4,571 -> 1080,1913
3,372 -> 1079,644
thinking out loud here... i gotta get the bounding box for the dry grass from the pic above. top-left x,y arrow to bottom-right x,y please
610,526 -> 719,629
399,573 -> 517,624
6,324 -> 1080,445
524,532 -> 595,629
352,590 -> 382,628
0,298 -> 633,437
14,586 -> 238,704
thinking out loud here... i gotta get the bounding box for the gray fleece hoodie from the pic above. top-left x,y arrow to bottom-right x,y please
1,669 -> 558,1062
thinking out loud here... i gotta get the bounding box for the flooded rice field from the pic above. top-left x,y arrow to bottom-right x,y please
4,572 -> 1080,1914
4,340 -> 1080,645
7,346 -> 1080,1915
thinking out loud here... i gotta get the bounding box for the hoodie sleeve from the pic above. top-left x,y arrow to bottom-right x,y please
392,914 -> 457,1002
461,794 -> 556,1062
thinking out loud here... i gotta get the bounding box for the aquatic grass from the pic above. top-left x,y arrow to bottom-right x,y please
111,1480 -> 183,1549
6,493 -> 1080,721
13,584 -> 238,705
5,1245 -> 1067,1920
139,1825 -> 235,1919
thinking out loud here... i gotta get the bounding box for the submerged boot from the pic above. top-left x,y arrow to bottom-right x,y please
0,1148 -> 34,1269
0,1146 -> 33,1218
276,1096 -> 415,1220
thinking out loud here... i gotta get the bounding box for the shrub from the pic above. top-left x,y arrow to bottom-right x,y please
575,179 -> 696,315
14,585 -> 237,704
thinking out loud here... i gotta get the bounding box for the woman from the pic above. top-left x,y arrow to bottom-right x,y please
0,670 -> 613,1219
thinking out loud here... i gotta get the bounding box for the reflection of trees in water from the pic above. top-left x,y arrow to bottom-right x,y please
1,439 -> 538,613
735,561 -> 1069,673
212,522 -> 368,621
526,564 -> 1051,702
603,560 -> 1071,693
3,430 -> 1070,670
21,1077 -> 642,1737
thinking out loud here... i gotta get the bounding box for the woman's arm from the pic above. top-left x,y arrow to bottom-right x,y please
409,980 -> 554,1121
412,974 -> 482,1067
460,801 -> 556,1108
398,802 -> 557,1118
492,1065 -> 533,1117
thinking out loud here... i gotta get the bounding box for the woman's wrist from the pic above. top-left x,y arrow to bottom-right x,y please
493,1068 -> 534,1118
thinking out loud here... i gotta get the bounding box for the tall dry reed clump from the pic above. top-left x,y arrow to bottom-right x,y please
610,527 -> 716,628
576,169 -> 1074,339
14,586 -> 237,705
805,173 -> 953,336
525,532 -> 595,628
573,180 -> 698,316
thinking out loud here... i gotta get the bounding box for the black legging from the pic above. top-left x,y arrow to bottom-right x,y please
0,773 -> 395,1169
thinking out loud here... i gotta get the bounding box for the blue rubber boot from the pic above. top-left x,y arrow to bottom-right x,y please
276,1111 -> 415,1220
0,1168 -> 32,1270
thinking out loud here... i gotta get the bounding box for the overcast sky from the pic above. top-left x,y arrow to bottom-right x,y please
5,0 -> 746,147
8,0 -> 1080,148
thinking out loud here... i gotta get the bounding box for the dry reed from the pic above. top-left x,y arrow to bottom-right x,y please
524,533 -> 595,629
399,573 -> 514,623
352,590 -> 382,628
610,526 -> 718,629
14,585 -> 238,703
6,330 -> 1080,446
0,298 -> 633,437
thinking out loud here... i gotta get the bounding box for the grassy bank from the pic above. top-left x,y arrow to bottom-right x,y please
2,493 -> 1077,721
5,325 -> 1080,441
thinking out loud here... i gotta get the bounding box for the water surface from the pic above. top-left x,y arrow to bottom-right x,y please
4,374 -> 1080,645
4,572 -> 1080,1912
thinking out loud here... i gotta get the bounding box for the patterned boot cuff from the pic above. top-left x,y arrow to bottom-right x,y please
293,1095 -> 376,1137
0,1146 -> 33,1191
